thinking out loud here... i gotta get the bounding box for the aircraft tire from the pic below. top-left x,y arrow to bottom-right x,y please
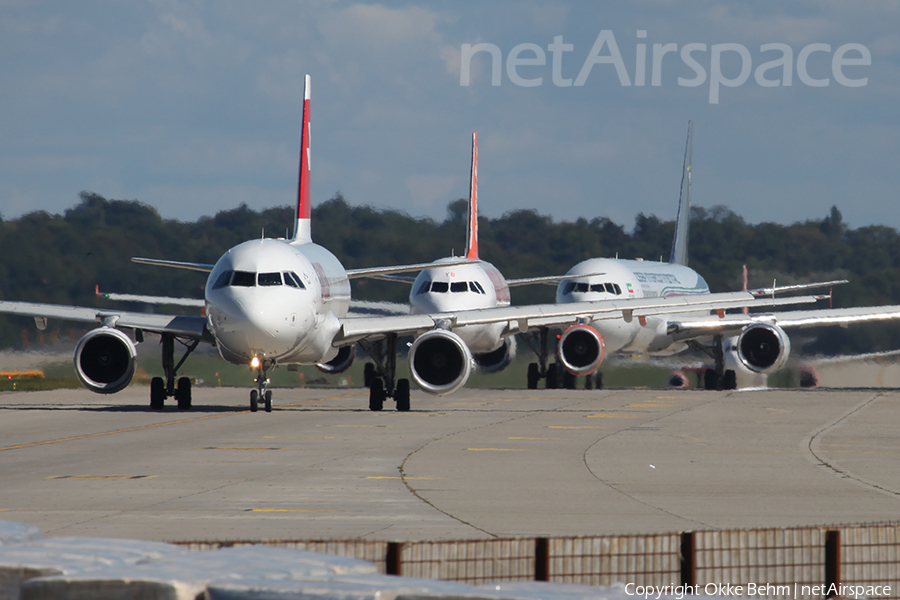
250,389 -> 259,412
150,377 -> 165,410
369,378 -> 384,411
264,390 -> 272,413
704,368 -> 720,391
722,370 -> 737,390
585,375 -> 593,390
363,363 -> 375,388
395,379 -> 410,412
595,371 -> 603,390
176,377 -> 192,410
526,363 -> 540,390
563,370 -> 577,389
546,364 -> 558,389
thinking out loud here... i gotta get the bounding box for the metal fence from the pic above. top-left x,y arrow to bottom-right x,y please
176,521 -> 900,597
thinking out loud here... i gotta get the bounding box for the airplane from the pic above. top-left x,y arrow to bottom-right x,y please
0,84 -> 850,412
521,121 -> 900,391
360,132 -> 600,409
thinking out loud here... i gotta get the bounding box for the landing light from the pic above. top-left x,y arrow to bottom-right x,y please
250,356 -> 261,369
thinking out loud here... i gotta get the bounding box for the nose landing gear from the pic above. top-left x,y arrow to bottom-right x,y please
250,360 -> 273,413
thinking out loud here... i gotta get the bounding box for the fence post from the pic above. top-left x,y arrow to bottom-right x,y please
681,531 -> 696,589
825,530 -> 841,598
386,541 -> 403,576
535,538 -> 549,581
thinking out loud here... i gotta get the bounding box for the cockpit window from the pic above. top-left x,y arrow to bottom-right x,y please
564,280 -> 623,295
231,271 -> 256,287
590,284 -> 606,293
450,281 -> 468,293
469,282 -> 483,294
284,271 -> 306,289
563,282 -> 575,295
258,272 -> 283,286
416,280 -> 432,295
431,281 -> 449,293
212,270 -> 233,290
575,282 -> 589,292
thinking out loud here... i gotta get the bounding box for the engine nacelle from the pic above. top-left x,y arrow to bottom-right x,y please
409,329 -> 473,396
558,324 -> 604,375
316,345 -> 354,374
473,337 -> 516,374
736,323 -> 791,374
74,327 -> 137,394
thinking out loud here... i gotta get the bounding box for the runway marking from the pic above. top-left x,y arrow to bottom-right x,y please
264,436 -> 335,439
586,414 -> 640,418
467,448 -> 528,452
201,447 -> 282,451
366,476 -> 441,480
656,396 -> 702,399
508,437 -> 564,440
548,425 -> 603,429
47,475 -> 156,480
330,425 -> 391,428
0,392 -> 361,453
246,509 -> 334,513
626,403 -> 674,408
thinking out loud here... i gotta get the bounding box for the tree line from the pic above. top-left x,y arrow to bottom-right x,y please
1,192 -> 898,354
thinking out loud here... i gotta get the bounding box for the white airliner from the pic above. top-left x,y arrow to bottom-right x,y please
362,132 -> 594,409
522,122 -> 900,390
0,85 -> 865,412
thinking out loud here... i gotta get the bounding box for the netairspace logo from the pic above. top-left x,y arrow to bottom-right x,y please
459,31 -> 871,104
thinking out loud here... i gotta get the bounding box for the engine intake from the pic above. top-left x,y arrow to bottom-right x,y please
316,345 -> 354,374
474,337 -> 516,374
409,329 -> 473,395
558,324 -> 604,375
74,328 -> 137,394
736,323 -> 791,373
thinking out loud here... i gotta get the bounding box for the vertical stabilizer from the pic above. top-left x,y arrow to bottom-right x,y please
465,132 -> 479,260
292,74 -> 312,244
669,121 -> 693,265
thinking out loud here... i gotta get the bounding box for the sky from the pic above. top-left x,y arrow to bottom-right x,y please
1,1 -> 898,231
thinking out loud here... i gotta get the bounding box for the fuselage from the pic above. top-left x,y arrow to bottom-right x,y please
205,238 -> 350,366
409,257 -> 510,353
556,258 -> 710,355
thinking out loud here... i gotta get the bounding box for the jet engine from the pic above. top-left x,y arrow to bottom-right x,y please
558,324 -> 604,375
736,323 -> 791,373
316,345 -> 354,374
409,329 -> 473,395
473,337 -> 516,374
74,327 -> 137,394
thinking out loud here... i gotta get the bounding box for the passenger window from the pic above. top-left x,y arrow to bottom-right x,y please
563,282 -> 576,295
590,284 -> 606,293
258,272 -> 283,286
613,283 -> 622,295
231,271 -> 256,287
417,280 -> 432,295
450,281 -> 468,293
212,270 -> 233,290
431,281 -> 449,293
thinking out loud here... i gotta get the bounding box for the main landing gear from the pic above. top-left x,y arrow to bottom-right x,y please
149,333 -> 199,411
250,359 -> 273,413
689,335 -> 737,391
520,328 -> 603,391
358,333 -> 411,412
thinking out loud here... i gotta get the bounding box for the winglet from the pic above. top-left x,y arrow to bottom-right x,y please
669,121 -> 692,266
465,132 -> 479,260
292,74 -> 312,244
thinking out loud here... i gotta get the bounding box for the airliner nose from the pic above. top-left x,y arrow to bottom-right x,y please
211,292 -> 310,360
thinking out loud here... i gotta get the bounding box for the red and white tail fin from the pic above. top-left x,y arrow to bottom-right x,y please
292,74 -> 312,244
464,132 -> 479,260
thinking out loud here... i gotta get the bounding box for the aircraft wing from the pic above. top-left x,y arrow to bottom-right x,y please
96,286 -> 205,308
667,305 -> 900,339
132,257 -> 215,273
506,272 -> 607,287
345,258 -> 475,280
336,290 -> 825,344
0,301 -> 212,341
